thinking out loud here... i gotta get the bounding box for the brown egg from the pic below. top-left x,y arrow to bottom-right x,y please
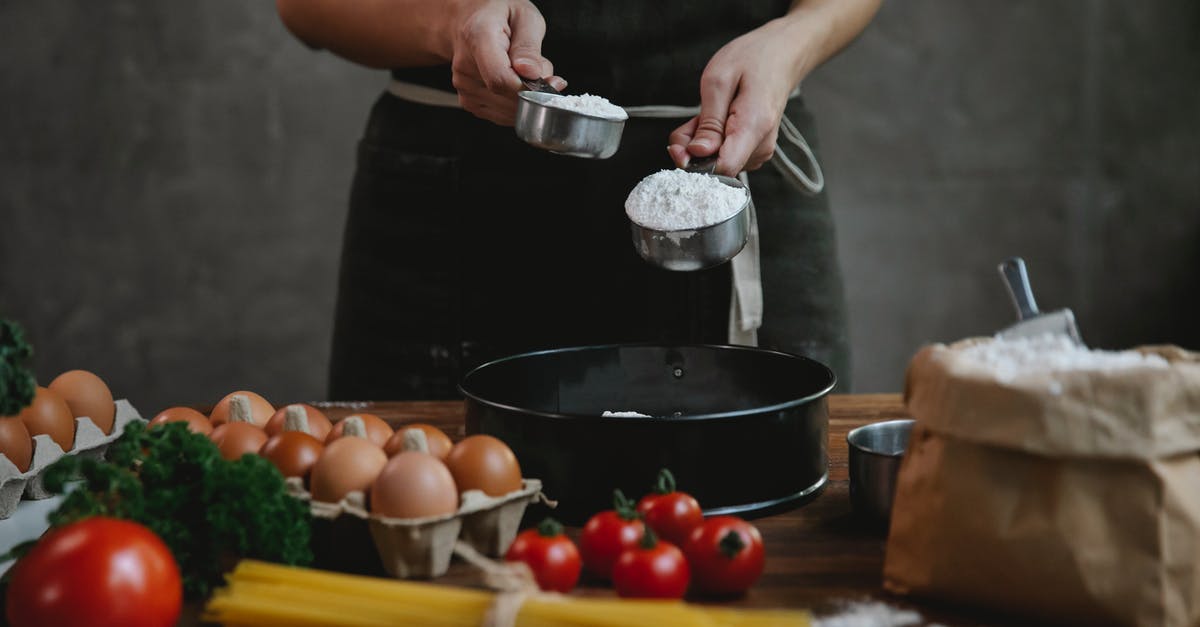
370,451 -> 458,519
18,387 -> 76,451
444,435 -> 522,497
209,391 -> 274,427
48,370 -> 116,434
210,422 -> 268,461
384,424 -> 453,459
0,417 -> 32,473
149,407 -> 213,436
264,404 -> 332,440
260,431 -> 324,479
309,436 -> 388,503
325,413 -> 393,447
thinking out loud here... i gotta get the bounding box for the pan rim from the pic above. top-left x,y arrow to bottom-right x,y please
458,342 -> 837,423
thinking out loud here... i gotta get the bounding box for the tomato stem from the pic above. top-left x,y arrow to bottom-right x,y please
640,526 -> 658,550
613,489 -> 639,521
653,468 -> 677,495
536,517 -> 564,537
718,529 -> 746,558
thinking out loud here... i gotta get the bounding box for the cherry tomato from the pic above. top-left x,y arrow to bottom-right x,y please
636,468 -> 703,547
504,518 -> 582,593
579,490 -> 645,580
6,517 -> 182,627
611,527 -> 690,599
683,515 -> 765,596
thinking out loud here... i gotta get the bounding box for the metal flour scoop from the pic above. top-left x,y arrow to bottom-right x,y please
996,257 -> 1085,344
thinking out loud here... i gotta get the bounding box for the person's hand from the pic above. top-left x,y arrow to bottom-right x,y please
447,0 -> 566,126
668,18 -> 814,176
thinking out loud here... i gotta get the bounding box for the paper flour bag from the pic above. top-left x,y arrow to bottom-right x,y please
884,336 -> 1200,627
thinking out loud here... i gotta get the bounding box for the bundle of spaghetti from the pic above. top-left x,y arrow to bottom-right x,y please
204,560 -> 811,627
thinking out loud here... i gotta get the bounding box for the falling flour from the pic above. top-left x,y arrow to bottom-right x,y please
625,169 -> 748,231
963,333 -> 1169,382
542,94 -> 628,120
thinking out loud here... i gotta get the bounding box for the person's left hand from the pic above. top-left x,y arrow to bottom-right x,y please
668,18 -> 814,176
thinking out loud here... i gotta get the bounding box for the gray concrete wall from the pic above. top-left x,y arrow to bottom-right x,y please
1,1 -> 1197,412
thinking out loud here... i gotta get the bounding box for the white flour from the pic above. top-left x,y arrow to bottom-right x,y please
962,333 -> 1169,382
815,601 -> 928,627
625,169 -> 747,231
542,94 -> 628,120
601,410 -> 652,418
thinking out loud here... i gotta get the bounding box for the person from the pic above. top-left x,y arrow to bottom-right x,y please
275,0 -> 880,400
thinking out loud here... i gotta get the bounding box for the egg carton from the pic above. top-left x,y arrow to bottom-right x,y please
298,478 -> 548,579
0,400 -> 145,518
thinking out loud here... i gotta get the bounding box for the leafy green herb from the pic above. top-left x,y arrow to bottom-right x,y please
42,421 -> 312,598
0,318 -> 36,417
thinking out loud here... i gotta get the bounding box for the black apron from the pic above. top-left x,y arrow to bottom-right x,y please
328,1 -> 852,400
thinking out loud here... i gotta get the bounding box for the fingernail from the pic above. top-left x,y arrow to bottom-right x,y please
689,139 -> 712,151
550,78 -> 568,91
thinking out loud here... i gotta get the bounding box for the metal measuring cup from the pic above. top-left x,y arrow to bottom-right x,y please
628,157 -> 752,271
514,78 -> 626,159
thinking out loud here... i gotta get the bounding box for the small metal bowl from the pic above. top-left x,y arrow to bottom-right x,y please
514,91 -> 626,159
847,419 -> 914,523
629,174 -> 751,271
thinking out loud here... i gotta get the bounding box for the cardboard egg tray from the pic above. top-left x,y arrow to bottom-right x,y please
292,479 -> 548,579
0,400 -> 145,519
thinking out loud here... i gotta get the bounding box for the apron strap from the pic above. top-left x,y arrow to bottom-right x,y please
385,79 -> 827,347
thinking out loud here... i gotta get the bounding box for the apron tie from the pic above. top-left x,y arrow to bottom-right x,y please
386,80 -> 825,346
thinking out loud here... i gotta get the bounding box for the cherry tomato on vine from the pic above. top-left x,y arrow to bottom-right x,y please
636,468 -> 703,547
611,527 -> 690,599
505,517 -> 582,593
579,489 -> 645,580
6,517 -> 182,627
683,515 -> 765,596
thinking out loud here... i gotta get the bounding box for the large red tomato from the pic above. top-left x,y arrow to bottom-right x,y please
579,490 -> 645,580
504,518 -> 582,593
611,528 -> 690,599
6,517 -> 182,627
636,468 -> 703,547
683,515 -> 765,596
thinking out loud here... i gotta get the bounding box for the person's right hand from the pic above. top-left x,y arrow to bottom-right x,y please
447,0 -> 566,126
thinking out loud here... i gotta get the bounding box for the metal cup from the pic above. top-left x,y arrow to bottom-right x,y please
514,91 -> 625,159
847,419 -> 914,523
629,173 -> 751,271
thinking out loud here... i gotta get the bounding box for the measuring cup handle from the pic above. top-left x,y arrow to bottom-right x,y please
685,156 -> 718,175
521,77 -> 561,94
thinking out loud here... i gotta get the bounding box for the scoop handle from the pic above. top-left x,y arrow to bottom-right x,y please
998,257 -> 1040,320
685,156 -> 718,175
521,77 -> 561,94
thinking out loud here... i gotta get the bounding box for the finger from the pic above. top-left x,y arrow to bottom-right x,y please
508,5 -> 552,79
688,67 -> 737,157
667,117 -> 700,167
466,11 -> 523,94
716,95 -> 775,176
744,139 -> 776,171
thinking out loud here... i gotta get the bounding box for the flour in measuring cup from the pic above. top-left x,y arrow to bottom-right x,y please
625,169 -> 748,231
542,94 -> 628,120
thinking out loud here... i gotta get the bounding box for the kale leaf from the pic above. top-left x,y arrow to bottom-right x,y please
0,318 -> 36,417
43,421 -> 312,598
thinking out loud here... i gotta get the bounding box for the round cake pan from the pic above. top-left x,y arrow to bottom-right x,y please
460,344 -> 835,524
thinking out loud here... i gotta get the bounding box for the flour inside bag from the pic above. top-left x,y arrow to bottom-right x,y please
884,335 -> 1200,627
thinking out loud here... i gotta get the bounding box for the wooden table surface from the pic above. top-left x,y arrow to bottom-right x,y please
285,393 -> 1010,626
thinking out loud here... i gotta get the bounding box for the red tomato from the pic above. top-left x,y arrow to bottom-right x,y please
636,468 -> 703,547
6,517 -> 182,627
579,490 -> 645,580
683,515 -> 765,596
504,518 -> 582,593
611,528 -> 690,599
